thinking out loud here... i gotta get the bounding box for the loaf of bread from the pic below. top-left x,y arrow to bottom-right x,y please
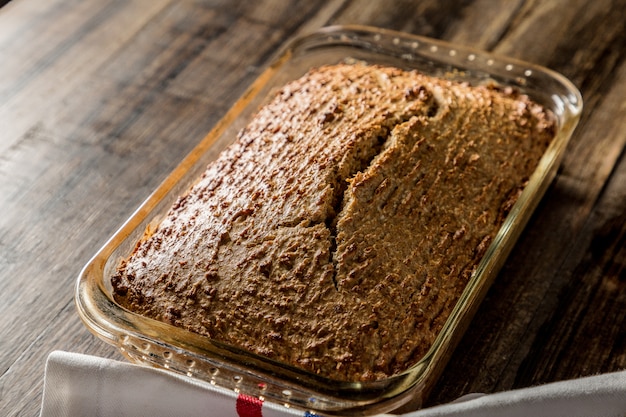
111,63 -> 555,382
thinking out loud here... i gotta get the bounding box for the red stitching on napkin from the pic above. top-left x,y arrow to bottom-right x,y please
236,393 -> 263,417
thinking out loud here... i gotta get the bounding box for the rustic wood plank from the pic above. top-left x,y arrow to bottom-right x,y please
519,164 -> 626,382
331,0 -> 481,39
0,0 -> 172,375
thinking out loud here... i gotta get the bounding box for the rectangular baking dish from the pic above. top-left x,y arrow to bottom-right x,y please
75,25 -> 582,416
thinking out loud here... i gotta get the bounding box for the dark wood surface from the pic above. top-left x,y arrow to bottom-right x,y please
0,0 -> 624,415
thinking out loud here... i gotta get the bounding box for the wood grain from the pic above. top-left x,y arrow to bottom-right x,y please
0,0 -> 624,415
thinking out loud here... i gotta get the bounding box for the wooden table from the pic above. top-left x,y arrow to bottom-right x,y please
1,0 -> 624,415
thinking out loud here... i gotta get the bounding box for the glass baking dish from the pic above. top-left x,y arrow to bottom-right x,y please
75,25 -> 582,415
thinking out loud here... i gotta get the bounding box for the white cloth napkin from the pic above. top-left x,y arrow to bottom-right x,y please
40,351 -> 626,417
